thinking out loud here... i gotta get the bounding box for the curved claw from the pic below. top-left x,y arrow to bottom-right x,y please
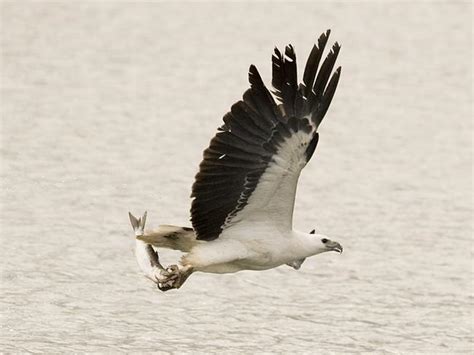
155,265 -> 181,292
157,282 -> 175,292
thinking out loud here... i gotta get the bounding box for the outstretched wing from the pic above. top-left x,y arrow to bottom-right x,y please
191,30 -> 341,241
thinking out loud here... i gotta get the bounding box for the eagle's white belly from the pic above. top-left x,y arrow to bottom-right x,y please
184,225 -> 306,274
193,249 -> 287,274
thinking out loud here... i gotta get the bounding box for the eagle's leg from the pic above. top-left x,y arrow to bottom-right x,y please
156,265 -> 194,292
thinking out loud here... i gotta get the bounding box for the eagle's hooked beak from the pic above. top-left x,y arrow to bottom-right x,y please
326,240 -> 343,253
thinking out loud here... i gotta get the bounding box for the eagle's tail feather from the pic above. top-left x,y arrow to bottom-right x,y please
136,224 -> 198,252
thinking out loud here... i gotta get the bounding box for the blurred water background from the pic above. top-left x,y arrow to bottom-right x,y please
1,1 -> 472,353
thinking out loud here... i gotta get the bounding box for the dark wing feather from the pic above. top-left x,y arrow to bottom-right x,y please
191,31 -> 342,241
310,43 -> 341,126
282,45 -> 298,117
272,47 -> 285,103
302,30 -> 331,99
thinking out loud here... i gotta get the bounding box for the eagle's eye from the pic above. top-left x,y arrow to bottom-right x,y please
321,238 -> 328,244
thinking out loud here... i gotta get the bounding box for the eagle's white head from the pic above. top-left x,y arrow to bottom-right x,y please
310,229 -> 343,254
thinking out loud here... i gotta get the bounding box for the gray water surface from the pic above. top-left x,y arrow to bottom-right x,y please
1,2 -> 472,353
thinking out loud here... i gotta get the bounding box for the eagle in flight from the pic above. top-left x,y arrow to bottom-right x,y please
129,30 -> 343,291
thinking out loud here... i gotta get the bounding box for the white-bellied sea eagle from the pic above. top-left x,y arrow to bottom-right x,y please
129,30 -> 343,291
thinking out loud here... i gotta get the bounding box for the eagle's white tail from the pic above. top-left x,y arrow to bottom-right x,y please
137,224 -> 198,252
128,212 -> 199,252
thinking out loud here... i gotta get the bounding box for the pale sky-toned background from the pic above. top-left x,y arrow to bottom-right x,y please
1,1 -> 472,353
